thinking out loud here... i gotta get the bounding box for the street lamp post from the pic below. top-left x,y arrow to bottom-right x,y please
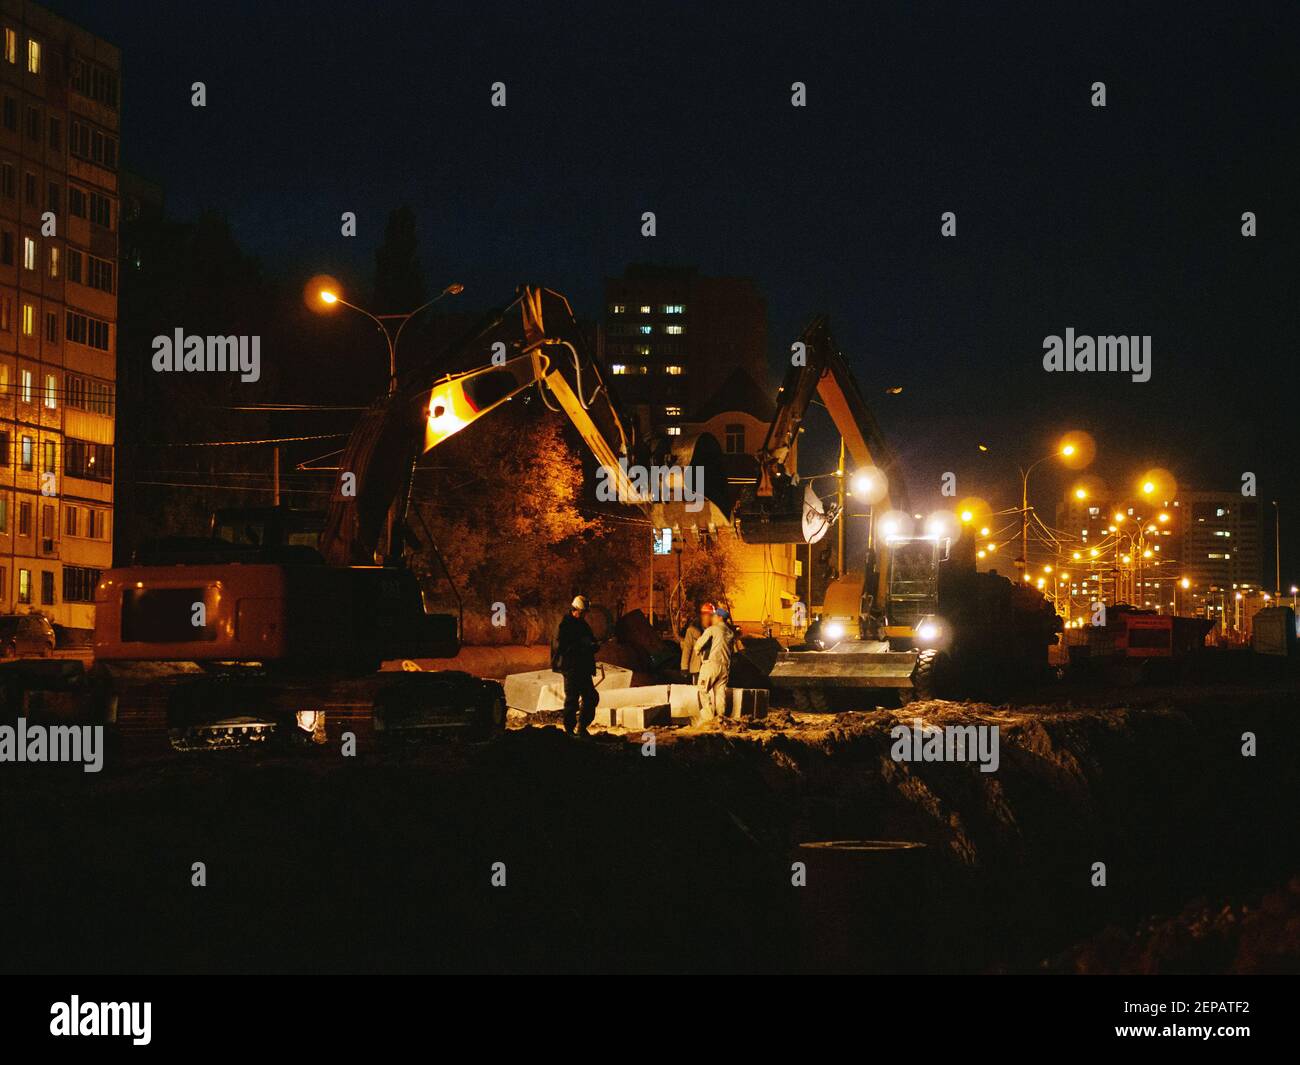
981,440 -> 1077,575
316,280 -> 464,563
319,282 -> 464,395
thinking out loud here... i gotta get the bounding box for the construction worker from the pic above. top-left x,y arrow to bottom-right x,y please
693,605 -> 734,721
552,595 -> 599,737
680,601 -> 715,682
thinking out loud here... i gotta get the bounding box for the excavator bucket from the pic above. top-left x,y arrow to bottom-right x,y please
768,643 -> 919,690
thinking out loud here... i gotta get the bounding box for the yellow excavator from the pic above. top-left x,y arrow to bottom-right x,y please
81,285 -> 729,753
736,317 -> 1059,707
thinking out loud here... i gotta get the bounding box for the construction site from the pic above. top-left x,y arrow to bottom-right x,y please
3,282 -> 1297,976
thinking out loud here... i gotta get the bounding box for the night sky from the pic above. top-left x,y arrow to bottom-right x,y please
50,0 -> 1300,578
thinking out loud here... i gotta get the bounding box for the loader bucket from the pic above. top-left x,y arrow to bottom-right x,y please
769,646 -> 919,689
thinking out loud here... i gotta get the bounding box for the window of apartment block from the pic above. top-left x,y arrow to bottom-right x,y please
24,106 -> 39,141
18,501 -> 30,534
0,231 -> 10,265
0,296 -> 10,331
63,566 -> 100,603
65,439 -> 113,482
21,302 -> 33,335
1,163 -> 13,198
87,509 -> 104,539
2,97 -> 14,130
2,29 -> 14,64
47,182 -> 58,213
724,424 -> 745,453
40,570 -> 54,606
18,568 -> 30,604
66,247 -> 82,283
65,311 -> 110,351
20,370 -> 31,403
90,192 -> 113,229
48,245 -> 58,278
43,374 -> 56,410
26,39 -> 39,75
40,503 -> 54,538
87,255 -> 114,293
48,116 -> 60,151
68,185 -> 86,217
22,236 -> 34,270
65,505 -> 77,536
45,312 -> 57,342
0,429 -> 7,466
22,171 -> 35,204
20,435 -> 33,469
0,497 -> 6,534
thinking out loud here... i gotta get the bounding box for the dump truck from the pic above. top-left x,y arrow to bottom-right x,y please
736,316 -> 1060,707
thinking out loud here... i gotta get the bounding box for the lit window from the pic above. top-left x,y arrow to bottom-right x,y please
636,345 -> 651,356
664,406 -> 682,417
22,236 -> 35,270
43,373 -> 55,409
48,246 -> 58,277
20,368 -> 31,402
638,325 -> 652,334
20,435 -> 32,468
665,325 -> 684,335
638,305 -> 651,314
662,304 -> 685,314
21,302 -> 33,335
18,569 -> 30,604
609,304 -> 625,314
666,426 -> 682,436
664,365 -> 683,376
611,364 -> 627,375
26,38 -> 38,74
3,29 -> 14,64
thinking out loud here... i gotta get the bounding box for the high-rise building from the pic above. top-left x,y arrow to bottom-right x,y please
1055,487 -> 1262,616
0,1 -> 118,633
602,264 -> 767,439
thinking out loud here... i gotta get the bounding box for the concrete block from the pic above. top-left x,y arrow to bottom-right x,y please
670,685 -> 703,720
503,664 -> 633,713
617,704 -> 671,730
726,687 -> 768,719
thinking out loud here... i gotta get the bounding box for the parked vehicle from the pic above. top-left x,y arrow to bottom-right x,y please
0,614 -> 56,659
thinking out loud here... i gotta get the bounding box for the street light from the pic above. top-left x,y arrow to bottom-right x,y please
316,281 -> 464,395
981,438 -> 1083,575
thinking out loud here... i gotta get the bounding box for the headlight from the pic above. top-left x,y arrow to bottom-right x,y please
916,622 -> 938,642
823,621 -> 846,642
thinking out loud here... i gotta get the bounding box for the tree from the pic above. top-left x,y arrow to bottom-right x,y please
413,396 -> 644,642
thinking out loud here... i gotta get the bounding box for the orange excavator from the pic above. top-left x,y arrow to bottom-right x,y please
84,285 -> 729,753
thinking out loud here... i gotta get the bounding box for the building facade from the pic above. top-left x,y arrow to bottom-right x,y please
602,264 -> 767,440
0,1 -> 117,632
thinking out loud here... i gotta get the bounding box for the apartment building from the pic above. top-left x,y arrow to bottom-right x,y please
0,1 -> 117,632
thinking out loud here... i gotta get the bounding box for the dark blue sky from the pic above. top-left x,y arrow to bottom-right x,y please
52,0 -> 1300,578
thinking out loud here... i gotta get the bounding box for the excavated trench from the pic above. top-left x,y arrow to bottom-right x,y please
2,680 -> 1296,973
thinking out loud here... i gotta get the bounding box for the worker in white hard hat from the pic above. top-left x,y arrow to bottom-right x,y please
692,604 -> 734,721
551,595 -> 599,736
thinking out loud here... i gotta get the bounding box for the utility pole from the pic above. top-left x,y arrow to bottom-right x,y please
1273,500 -> 1281,596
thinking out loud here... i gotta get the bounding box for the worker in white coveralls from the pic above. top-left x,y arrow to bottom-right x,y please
693,605 -> 735,720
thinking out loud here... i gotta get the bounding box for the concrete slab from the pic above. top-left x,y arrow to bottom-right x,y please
503,665 -> 634,713
726,688 -> 769,719
618,704 -> 671,730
